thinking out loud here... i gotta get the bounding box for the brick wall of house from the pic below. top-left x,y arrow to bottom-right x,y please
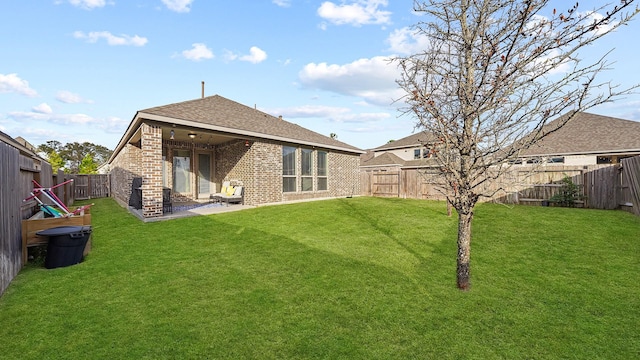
328,151 -> 361,197
215,139 -> 251,186
110,141 -> 142,208
281,147 -> 361,202
141,123 -> 163,217
213,139 -> 361,205
250,141 -> 283,205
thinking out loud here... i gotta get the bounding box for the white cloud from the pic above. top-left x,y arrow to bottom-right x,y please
273,0 -> 291,7
67,0 -> 107,10
8,111 -> 95,125
386,27 -> 430,55
73,31 -> 148,46
317,0 -> 391,27
580,11 -> 619,35
0,73 -> 38,97
266,105 -> 391,124
32,103 -> 53,114
97,116 -> 128,134
162,0 -> 193,13
181,43 -> 214,61
222,49 -> 238,62
270,105 -> 351,118
56,90 -> 93,104
299,56 -> 403,106
240,46 -> 268,64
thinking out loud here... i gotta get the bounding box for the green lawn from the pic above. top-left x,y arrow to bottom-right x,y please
1,197 -> 639,359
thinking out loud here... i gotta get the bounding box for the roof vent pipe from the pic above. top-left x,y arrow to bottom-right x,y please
279,115 -> 283,120
201,81 -> 205,98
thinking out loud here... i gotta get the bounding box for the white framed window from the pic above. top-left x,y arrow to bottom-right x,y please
283,146 -> 296,192
317,151 -> 327,191
301,148 -> 313,191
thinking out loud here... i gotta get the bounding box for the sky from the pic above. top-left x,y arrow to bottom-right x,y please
1,0 -> 639,152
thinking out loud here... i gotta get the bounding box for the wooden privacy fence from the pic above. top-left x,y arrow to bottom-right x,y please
0,138 -> 63,296
361,159 -> 640,214
620,156 -> 640,215
70,174 -> 109,200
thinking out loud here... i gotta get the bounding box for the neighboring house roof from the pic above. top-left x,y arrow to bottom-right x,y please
361,152 -> 405,167
110,95 -> 363,163
521,112 -> 640,157
362,131 -> 440,168
372,131 -> 436,151
360,151 -> 439,168
0,131 -> 44,159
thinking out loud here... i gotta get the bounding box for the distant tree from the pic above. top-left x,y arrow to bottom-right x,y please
48,150 -> 65,173
78,153 -> 98,174
395,0 -> 638,290
38,141 -> 113,173
37,140 -> 63,157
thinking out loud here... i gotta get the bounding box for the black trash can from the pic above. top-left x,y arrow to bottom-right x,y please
37,226 -> 92,269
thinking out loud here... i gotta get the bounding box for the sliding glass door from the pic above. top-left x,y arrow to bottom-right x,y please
173,150 -> 191,194
197,153 -> 212,198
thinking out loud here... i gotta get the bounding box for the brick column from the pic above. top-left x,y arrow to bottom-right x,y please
141,123 -> 163,218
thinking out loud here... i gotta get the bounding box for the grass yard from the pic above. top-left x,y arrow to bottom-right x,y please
0,197 -> 638,359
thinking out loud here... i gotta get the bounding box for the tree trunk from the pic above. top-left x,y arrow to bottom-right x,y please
457,210 -> 473,290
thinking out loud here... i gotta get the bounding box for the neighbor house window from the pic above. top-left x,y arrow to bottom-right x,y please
597,156 -> 612,164
414,149 -> 421,159
317,151 -> 327,191
301,148 -> 313,191
283,146 -> 296,192
547,157 -> 565,164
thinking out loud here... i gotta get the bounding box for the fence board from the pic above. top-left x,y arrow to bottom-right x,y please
71,174 -> 109,200
0,143 -> 22,296
621,156 -> 640,215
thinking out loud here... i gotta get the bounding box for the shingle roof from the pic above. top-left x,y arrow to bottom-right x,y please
138,95 -> 362,153
360,152 -> 405,167
521,112 -> 640,156
372,131 -> 436,151
360,151 -> 439,168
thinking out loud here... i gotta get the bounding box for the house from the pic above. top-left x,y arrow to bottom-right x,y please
108,95 -> 364,219
364,112 -> 640,168
366,132 -> 436,162
517,112 -> 640,165
360,132 -> 439,171
360,132 -> 442,199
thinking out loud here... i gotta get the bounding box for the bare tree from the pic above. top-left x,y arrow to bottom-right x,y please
395,0 -> 639,290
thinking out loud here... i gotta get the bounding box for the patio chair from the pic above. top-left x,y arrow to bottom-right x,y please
210,181 -> 231,203
219,186 -> 244,206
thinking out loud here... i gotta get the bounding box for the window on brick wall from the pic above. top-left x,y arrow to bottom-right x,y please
301,148 -> 313,191
317,151 -> 327,191
283,146 -> 296,192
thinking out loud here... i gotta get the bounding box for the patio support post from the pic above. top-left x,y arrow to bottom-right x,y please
141,123 -> 163,218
